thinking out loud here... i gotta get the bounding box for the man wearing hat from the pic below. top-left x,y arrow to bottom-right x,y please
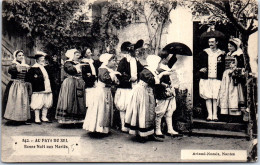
114,40 -> 144,132
198,36 -> 225,121
27,51 -> 53,124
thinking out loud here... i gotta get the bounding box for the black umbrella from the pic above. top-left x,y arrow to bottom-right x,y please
162,42 -> 192,68
162,42 -> 192,56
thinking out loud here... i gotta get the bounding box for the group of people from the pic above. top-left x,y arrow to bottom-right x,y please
3,32 -> 247,143
3,51 -> 53,125
198,36 -> 246,123
3,40 -> 180,142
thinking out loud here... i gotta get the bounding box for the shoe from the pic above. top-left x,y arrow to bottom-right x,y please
138,136 -> 147,143
42,119 -> 52,123
167,130 -> 179,136
41,108 -> 51,123
35,121 -> 42,125
121,127 -> 128,133
206,118 -> 212,121
24,122 -> 32,125
213,117 -> 219,122
154,134 -> 165,139
153,135 -> 164,142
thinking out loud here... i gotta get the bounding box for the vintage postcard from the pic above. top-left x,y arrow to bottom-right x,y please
1,0 -> 258,162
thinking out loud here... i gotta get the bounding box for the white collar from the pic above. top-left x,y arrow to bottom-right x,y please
232,49 -> 243,56
123,54 -> 137,62
124,54 -> 131,62
32,62 -> 47,68
204,48 -> 224,56
81,58 -> 94,63
12,60 -> 29,67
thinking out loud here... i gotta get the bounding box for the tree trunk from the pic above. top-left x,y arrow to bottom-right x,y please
241,32 -> 257,139
155,21 -> 165,55
241,33 -> 251,72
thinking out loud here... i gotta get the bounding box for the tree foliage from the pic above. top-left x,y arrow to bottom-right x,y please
2,0 -> 93,55
132,0 -> 178,54
188,0 -> 258,37
184,0 -> 258,72
91,0 -> 177,54
91,1 -> 133,53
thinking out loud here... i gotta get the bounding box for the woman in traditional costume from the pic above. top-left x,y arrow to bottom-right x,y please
83,53 -> 120,134
217,38 -> 246,122
3,50 -> 31,124
81,48 -> 97,108
56,49 -> 86,124
125,55 -> 171,142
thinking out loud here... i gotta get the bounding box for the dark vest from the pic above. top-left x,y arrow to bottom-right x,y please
26,66 -> 51,92
154,74 -> 172,100
81,63 -> 96,88
198,50 -> 226,80
117,57 -> 144,89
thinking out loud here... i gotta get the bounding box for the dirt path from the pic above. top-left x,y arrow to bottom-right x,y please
1,120 -> 250,162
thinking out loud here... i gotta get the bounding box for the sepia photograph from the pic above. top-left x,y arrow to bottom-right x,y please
1,0 -> 258,162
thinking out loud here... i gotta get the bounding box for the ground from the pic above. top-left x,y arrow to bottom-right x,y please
1,119 -> 250,163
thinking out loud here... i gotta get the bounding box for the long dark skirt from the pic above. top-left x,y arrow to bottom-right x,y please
56,77 -> 86,123
2,81 -> 13,118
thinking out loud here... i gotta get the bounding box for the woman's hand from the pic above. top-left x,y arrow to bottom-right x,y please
228,69 -> 234,76
75,64 -> 82,73
114,76 -> 120,85
158,71 -> 171,80
161,82 -> 169,88
81,59 -> 88,63
114,71 -> 121,76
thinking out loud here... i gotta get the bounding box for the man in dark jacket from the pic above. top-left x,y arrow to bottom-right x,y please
198,37 -> 225,121
114,40 -> 144,132
27,51 -> 53,124
45,55 -> 60,121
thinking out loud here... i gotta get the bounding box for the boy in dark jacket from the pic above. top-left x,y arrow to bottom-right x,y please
27,51 -> 53,124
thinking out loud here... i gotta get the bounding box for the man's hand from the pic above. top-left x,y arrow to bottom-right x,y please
129,76 -> 137,82
200,67 -> 207,73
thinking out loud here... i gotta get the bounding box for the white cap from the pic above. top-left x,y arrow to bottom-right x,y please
65,49 -> 78,61
99,53 -> 114,65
